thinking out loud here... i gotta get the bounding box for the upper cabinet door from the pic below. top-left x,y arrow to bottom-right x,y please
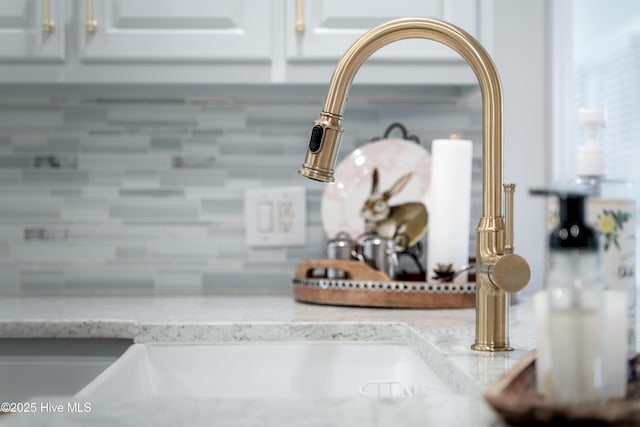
0,0 -> 65,61
78,0 -> 272,62
285,0 -> 478,62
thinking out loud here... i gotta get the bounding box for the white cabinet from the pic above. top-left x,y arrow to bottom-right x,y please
283,0 -> 488,84
79,0 -> 271,62
0,0 -> 491,84
0,0 -> 65,61
285,0 -> 478,62
0,0 -> 273,83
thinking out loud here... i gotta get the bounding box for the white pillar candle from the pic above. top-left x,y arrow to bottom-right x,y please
427,137 -> 473,282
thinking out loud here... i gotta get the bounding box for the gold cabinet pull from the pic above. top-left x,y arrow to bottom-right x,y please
41,0 -> 55,33
295,0 -> 305,33
85,0 -> 98,33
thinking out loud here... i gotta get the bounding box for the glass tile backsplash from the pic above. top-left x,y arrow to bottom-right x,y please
0,91 -> 481,295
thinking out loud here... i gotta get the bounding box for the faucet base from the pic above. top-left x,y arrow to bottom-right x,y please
471,342 -> 513,352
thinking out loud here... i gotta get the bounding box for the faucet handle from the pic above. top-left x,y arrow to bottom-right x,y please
490,254 -> 530,293
488,183 -> 530,293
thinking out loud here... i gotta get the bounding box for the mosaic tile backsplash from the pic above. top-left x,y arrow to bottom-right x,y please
0,89 -> 481,295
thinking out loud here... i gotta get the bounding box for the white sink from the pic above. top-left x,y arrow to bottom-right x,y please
0,339 -> 131,401
77,341 -> 453,400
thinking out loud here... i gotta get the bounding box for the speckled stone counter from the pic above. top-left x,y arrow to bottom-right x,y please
0,295 -> 537,427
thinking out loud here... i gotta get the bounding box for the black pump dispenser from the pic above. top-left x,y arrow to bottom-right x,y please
530,189 -> 597,250
550,193 -> 597,250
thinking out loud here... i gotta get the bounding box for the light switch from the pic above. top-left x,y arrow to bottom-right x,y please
244,186 -> 307,247
257,201 -> 274,233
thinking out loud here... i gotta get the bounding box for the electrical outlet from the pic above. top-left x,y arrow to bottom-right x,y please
244,186 -> 307,247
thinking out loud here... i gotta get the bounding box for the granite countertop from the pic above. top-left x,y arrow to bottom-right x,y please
0,295 -> 537,427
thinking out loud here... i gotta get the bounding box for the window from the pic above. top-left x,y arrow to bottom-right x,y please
553,0 -> 640,269
572,0 -> 640,183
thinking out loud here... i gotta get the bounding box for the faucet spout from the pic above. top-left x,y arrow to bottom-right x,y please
300,18 -> 503,217
299,18 -> 530,351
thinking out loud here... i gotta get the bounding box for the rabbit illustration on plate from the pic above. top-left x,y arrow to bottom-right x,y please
360,168 -> 428,251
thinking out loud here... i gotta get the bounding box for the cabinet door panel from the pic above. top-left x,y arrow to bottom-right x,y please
79,0 -> 271,62
286,0 -> 477,61
0,0 -> 65,61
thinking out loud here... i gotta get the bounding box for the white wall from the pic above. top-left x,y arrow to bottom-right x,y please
492,0 -> 549,293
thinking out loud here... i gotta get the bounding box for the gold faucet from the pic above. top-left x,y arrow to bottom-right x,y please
298,18 -> 531,352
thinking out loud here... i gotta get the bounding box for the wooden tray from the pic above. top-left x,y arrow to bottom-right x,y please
485,351 -> 640,426
292,259 -> 476,309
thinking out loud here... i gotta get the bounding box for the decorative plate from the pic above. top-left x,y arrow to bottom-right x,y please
321,138 -> 431,240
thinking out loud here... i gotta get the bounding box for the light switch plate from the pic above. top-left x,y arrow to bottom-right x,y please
244,186 -> 307,247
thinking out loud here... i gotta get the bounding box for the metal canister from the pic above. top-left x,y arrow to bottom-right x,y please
355,233 -> 398,280
326,232 -> 355,279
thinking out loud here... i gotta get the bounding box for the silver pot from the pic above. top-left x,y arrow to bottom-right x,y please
354,233 -> 399,280
326,232 -> 355,279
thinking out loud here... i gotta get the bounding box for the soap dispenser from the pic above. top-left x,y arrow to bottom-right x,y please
576,108 -> 606,195
532,189 -> 604,404
533,189 -> 629,402
576,108 -> 637,377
